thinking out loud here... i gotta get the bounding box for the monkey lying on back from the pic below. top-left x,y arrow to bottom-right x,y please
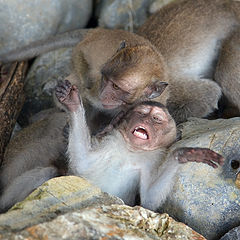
54,80 -> 224,211
1,0 -> 240,130
0,80 -> 224,213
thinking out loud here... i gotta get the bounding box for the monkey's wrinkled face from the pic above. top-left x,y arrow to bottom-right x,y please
120,105 -> 177,151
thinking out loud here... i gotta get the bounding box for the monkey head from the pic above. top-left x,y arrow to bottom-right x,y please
99,44 -> 169,110
119,101 -> 177,151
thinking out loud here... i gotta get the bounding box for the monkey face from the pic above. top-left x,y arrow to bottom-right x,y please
119,104 -> 177,151
99,75 -> 131,109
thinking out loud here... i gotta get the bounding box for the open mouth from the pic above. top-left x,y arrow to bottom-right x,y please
132,126 -> 149,140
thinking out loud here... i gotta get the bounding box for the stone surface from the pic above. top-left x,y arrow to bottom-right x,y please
0,205 -> 206,240
149,0 -> 176,13
220,225 -> 240,240
162,117 -> 240,240
97,0 -> 153,31
0,176 -> 122,232
0,0 -> 92,54
19,48 -> 72,123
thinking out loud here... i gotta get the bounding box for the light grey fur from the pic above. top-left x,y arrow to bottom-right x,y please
67,101 -> 179,210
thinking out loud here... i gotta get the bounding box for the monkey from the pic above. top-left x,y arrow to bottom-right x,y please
136,0 -> 240,122
0,27 -> 169,133
214,28 -> 240,118
0,109 -> 68,213
1,0 -> 240,127
54,79 -> 224,211
0,80 -> 224,213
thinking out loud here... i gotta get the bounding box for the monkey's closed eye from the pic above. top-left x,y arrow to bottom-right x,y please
231,160 -> 240,170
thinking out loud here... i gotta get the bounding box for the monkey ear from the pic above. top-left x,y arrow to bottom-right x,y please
145,81 -> 168,99
117,40 -> 126,52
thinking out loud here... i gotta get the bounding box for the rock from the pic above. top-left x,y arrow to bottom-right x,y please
19,48 -> 72,123
220,225 -> 240,240
0,176 -> 122,232
97,0 -> 154,31
149,0 -> 176,14
0,0 -> 92,54
0,205 -> 206,239
161,117 -> 240,240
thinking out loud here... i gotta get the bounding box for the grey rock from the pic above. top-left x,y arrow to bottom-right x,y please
0,176 -> 123,232
149,0 -> 176,14
0,205 -> 206,239
97,0 -> 154,31
220,225 -> 240,240
161,117 -> 240,240
0,0 -> 92,54
20,48 -> 72,122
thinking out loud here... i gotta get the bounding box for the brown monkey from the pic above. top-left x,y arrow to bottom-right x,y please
214,28 -> 240,118
0,80 -> 224,213
0,1 -> 240,126
137,0 -> 240,122
55,80 -> 224,211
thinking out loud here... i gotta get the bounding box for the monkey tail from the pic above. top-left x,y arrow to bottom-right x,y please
0,29 -> 90,63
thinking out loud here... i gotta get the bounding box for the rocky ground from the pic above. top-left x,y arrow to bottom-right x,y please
0,0 -> 240,239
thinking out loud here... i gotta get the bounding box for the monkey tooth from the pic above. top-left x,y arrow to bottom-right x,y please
133,126 -> 149,140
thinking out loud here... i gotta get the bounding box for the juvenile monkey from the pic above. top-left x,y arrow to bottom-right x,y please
0,81 -> 224,213
1,0 -> 240,127
55,80 -> 224,211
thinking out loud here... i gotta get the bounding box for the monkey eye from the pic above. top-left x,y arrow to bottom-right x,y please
231,160 -> 240,170
112,82 -> 120,90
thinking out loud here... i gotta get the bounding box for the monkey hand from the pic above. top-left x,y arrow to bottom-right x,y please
55,79 -> 81,112
174,147 -> 224,168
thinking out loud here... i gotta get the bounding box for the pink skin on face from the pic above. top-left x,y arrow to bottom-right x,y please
120,105 -> 174,151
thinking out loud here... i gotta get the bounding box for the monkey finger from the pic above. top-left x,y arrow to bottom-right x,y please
201,159 -> 218,168
197,149 -> 224,166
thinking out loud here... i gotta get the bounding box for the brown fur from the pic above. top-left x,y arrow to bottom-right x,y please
137,0 -> 240,122
1,0 -> 240,127
71,28 -> 169,109
215,28 -> 240,116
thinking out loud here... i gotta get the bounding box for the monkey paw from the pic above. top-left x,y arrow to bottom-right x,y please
55,79 -> 80,112
176,147 -> 224,168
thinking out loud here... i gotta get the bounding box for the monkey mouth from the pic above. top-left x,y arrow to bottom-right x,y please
132,126 -> 149,140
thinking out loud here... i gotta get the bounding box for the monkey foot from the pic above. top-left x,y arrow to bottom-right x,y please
55,79 -> 80,112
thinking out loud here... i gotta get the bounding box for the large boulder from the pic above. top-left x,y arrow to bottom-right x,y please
162,117 -> 240,239
0,0 -> 92,54
96,0 -> 154,31
0,176 -> 122,232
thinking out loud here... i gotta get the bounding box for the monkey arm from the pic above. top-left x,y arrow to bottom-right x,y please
139,147 -> 224,211
174,147 -> 224,168
139,154 -> 179,211
67,101 -> 93,174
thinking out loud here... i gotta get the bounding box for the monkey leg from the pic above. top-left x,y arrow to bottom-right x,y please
0,166 -> 58,213
167,77 -> 222,124
215,29 -> 240,115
